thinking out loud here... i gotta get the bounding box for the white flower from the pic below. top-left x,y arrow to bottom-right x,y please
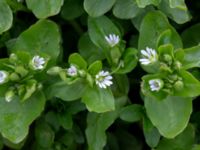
95,70 -> 113,88
139,47 -> 158,65
0,71 -> 8,84
105,34 -> 120,47
149,79 -> 164,92
67,65 -> 78,77
32,56 -> 46,70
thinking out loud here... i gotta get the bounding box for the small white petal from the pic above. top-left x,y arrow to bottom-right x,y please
149,79 -> 163,92
105,34 -> 120,47
141,50 -> 150,57
32,55 -> 46,70
95,70 -> 113,88
67,65 -> 78,77
140,47 -> 158,65
139,58 -> 151,65
0,71 -> 8,84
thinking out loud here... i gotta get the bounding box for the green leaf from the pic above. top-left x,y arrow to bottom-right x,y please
26,0 -> 64,19
114,129 -> 143,150
14,51 -> 31,65
9,19 -> 61,63
158,44 -> 174,58
139,11 -> 182,50
158,0 -> 191,24
131,6 -> 154,30
21,80 -> 37,102
88,60 -> 102,76
119,104 -> 143,122
88,15 -> 121,49
115,47 -> 138,74
0,92 -> 45,143
112,75 -> 129,96
173,70 -> 200,97
61,0 -> 84,20
68,53 -> 87,70
3,137 -> 25,149
143,116 -> 160,148
106,133 -> 120,150
0,0 -> 13,34
5,0 -> 28,12
145,96 -> 192,138
58,111 -> 73,130
46,79 -> 88,101
82,87 -> 115,113
78,33 -> 105,64
35,120 -> 55,148
45,111 -> 60,131
181,23 -> 200,48
84,0 -> 116,17
169,0 -> 187,9
86,111 -> 118,150
182,45 -> 200,69
157,29 -> 181,49
156,124 -> 195,150
192,145 -> 200,150
136,0 -> 160,8
113,0 -> 142,19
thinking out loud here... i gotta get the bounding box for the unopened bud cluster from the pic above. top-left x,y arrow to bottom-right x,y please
0,53 -> 48,102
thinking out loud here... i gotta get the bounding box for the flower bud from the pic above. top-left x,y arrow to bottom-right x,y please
21,80 -> 37,101
37,83 -> 43,90
59,71 -> 67,81
159,63 -> 172,73
9,72 -> 20,81
86,73 -> 94,87
163,54 -> 172,65
168,74 -> 178,81
78,70 -> 86,77
174,80 -> 184,91
15,66 -> 28,77
174,61 -> 182,70
9,53 -> 18,64
110,47 -> 121,64
18,85 -> 25,96
5,89 -> 15,102
47,66 -> 62,75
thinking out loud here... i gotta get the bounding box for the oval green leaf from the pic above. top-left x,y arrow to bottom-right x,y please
86,111 -> 118,150
120,104 -> 143,122
0,92 -> 45,143
158,0 -> 191,24
145,96 -> 192,138
139,11 -> 182,50
82,87 -> 115,113
61,0 -> 84,20
113,0 -> 142,19
84,0 -> 116,17
46,79 -> 88,101
26,0 -> 64,19
136,0 -> 160,8
0,0 -> 13,34
88,15 -> 121,49
9,19 -> 61,63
